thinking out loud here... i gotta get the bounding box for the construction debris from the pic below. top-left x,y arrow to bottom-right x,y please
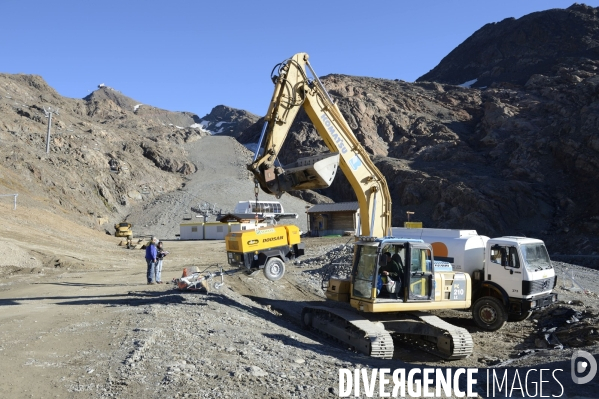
172,267 -> 224,292
534,305 -> 599,349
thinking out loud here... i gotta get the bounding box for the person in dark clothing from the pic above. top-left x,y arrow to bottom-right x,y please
379,252 -> 402,298
380,252 -> 401,280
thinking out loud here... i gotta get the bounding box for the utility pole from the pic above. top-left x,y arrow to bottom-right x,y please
44,107 -> 59,153
0,194 -> 18,209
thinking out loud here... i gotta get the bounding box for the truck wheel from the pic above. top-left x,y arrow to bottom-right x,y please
509,311 -> 532,322
263,258 -> 285,281
473,297 -> 507,331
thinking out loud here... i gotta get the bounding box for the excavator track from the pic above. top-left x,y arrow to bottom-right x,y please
386,312 -> 474,360
301,307 -> 473,360
301,306 -> 394,359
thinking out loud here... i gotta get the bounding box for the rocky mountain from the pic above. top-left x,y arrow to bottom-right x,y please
0,76 -> 208,231
417,4 -> 599,88
198,105 -> 260,138
237,4 -> 599,257
1,3 -> 598,260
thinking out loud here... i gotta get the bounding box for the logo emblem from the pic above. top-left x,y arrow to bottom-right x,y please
541,280 -> 549,290
571,350 -> 597,384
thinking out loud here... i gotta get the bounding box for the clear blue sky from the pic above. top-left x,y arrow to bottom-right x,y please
2,0 -> 597,117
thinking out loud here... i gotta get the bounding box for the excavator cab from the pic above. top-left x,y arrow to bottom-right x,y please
406,245 -> 434,301
351,238 -> 434,303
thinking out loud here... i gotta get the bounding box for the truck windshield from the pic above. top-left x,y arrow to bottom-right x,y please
521,244 -> 552,271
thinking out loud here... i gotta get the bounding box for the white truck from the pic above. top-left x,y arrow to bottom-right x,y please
392,227 -> 558,330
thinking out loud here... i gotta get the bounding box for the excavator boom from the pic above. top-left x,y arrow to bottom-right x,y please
248,53 -> 391,237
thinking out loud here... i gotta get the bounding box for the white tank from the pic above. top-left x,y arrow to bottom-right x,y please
392,227 -> 489,274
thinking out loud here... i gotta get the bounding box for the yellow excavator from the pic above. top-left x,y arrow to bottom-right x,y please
247,53 -> 474,360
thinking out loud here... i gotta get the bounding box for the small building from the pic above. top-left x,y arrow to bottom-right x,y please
307,202 -> 360,237
204,222 -> 239,240
179,214 -> 269,240
180,221 -> 205,240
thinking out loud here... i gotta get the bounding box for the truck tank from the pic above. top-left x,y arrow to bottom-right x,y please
392,228 -> 488,274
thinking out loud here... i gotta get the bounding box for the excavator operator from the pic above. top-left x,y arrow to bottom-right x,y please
381,252 -> 401,279
379,252 -> 403,298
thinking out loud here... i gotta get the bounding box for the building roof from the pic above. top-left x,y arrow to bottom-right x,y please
307,202 -> 359,213
216,213 -> 266,223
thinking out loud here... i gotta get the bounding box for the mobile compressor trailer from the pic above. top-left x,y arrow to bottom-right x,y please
225,225 -> 305,281
392,227 -> 558,329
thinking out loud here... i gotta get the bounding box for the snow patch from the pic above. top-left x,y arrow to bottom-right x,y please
134,104 -> 143,112
459,79 -> 478,88
189,123 -> 214,134
193,119 -> 221,135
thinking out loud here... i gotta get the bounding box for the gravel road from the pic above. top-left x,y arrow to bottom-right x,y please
129,136 -> 311,239
1,134 -> 598,399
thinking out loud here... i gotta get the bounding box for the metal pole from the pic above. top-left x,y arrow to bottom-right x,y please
253,121 -> 269,162
0,194 -> 18,210
305,61 -> 335,105
46,112 -> 52,153
370,191 -> 377,236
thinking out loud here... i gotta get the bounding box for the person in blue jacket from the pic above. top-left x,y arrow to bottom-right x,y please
145,236 -> 158,285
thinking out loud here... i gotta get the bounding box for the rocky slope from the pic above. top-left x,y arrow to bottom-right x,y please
0,77 -> 267,239
417,4 -> 599,88
237,4 -> 599,261
1,4 -> 598,262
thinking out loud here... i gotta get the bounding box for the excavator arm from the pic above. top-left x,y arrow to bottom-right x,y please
247,53 -> 391,237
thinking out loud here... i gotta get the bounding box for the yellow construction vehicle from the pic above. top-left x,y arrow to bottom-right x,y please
114,222 -> 133,239
247,53 -> 476,359
225,224 -> 304,281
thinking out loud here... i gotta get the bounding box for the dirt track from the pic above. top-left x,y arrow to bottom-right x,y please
1,222 -> 598,398
1,137 -> 598,398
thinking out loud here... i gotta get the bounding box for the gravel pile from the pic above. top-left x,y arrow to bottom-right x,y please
297,243 -> 354,279
73,285 -> 375,399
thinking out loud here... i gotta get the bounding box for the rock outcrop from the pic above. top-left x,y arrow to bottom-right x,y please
417,4 -> 599,88
237,4 -> 599,255
0,75 -> 208,230
199,105 -> 259,138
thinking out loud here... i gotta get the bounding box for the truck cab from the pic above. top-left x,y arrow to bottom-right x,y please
483,237 -> 557,317
392,227 -> 558,328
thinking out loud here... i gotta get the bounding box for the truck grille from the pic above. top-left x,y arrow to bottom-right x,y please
522,277 -> 555,295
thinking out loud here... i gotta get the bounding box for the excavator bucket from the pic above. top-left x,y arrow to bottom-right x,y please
280,153 -> 339,191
